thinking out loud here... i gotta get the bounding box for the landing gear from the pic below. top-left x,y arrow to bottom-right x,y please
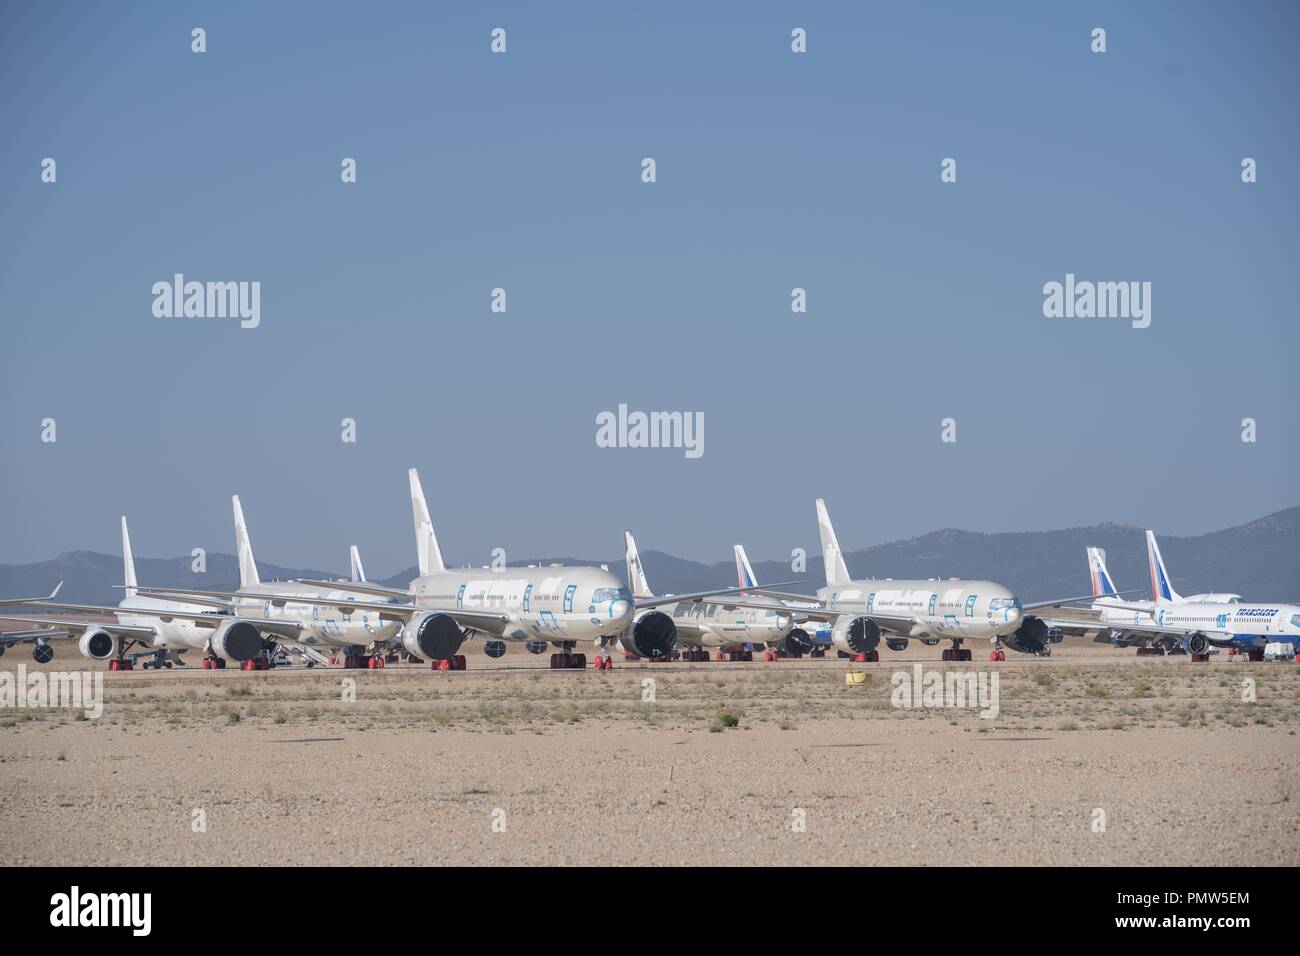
1247,649 -> 1265,662
108,658 -> 135,672
434,655 -> 467,671
1136,646 -> 1165,656
941,640 -> 972,662
549,652 -> 586,669
852,650 -> 879,662
810,647 -> 826,658
987,640 -> 1006,662
240,656 -> 270,671
1191,653 -> 1211,663
200,657 -> 225,670
680,647 -> 709,662
715,648 -> 754,662
366,655 -> 386,669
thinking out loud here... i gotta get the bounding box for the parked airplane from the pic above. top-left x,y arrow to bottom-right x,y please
140,470 -> 768,669
1044,547 -> 1242,654
1095,531 -> 1300,661
732,544 -> 828,658
0,517 -> 296,669
623,532 -> 799,661
707,499 -> 1103,660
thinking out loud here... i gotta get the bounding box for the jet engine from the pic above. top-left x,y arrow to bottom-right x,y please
33,641 -> 54,664
778,627 -> 814,656
402,612 -> 465,661
79,628 -> 118,661
1183,632 -> 1210,656
209,620 -> 264,662
484,640 -> 507,659
618,610 -> 676,659
831,616 -> 881,656
1004,617 -> 1051,655
885,637 -> 909,652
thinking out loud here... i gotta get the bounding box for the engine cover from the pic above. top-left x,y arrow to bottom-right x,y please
831,616 -> 881,655
210,620 -> 263,662
1005,617 -> 1050,655
402,612 -> 464,661
78,628 -> 118,661
618,610 -> 676,659
885,637 -> 909,652
1184,632 -> 1210,656
778,627 -> 813,656
484,640 -> 507,659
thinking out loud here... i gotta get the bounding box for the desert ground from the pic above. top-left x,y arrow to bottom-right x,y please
1,638 -> 1297,866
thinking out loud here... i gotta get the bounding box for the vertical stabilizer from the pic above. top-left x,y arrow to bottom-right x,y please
121,516 -> 138,599
1146,530 -> 1183,606
815,498 -> 851,587
350,545 -> 366,583
734,544 -> 758,588
408,468 -> 446,576
624,530 -> 654,599
1087,547 -> 1119,597
233,495 -> 260,588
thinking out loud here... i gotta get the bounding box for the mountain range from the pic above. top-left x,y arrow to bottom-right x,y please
2,506 -> 1295,607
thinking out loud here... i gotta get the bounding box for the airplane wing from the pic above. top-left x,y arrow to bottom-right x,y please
1040,616 -> 1181,638
122,587 -> 509,630
4,602 -> 304,640
634,580 -> 805,610
0,613 -> 158,639
693,597 -> 916,632
294,579 -> 411,599
0,582 -> 64,607
1021,589 -> 1143,611
1,627 -> 72,648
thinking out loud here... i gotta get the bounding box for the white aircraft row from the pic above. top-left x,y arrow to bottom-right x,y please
1041,532 -> 1300,660
0,470 -> 772,671
4,486 -> 1295,670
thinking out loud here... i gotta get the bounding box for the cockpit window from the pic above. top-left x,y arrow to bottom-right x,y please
989,598 -> 1021,611
592,588 -> 632,604
1292,614 -> 1300,629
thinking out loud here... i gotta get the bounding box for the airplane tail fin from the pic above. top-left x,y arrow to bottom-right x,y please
624,530 -> 654,599
734,544 -> 758,589
1146,530 -> 1182,606
232,495 -> 260,587
408,468 -> 446,576
1087,547 -> 1118,597
350,545 -> 366,583
121,516 -> 138,598
815,498 -> 851,587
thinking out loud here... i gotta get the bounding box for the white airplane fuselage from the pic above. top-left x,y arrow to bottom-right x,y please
115,595 -> 223,651
820,580 -> 1023,641
409,567 -> 634,644
1154,602 -> 1300,650
664,598 -> 792,649
224,582 -> 404,648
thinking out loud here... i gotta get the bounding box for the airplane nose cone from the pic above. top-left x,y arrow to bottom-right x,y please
1005,605 -> 1022,625
611,599 -> 632,623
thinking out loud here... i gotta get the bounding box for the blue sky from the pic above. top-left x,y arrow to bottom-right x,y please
1,1 -> 1296,574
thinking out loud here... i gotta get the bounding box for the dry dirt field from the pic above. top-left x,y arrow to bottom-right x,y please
1,638 -> 1297,866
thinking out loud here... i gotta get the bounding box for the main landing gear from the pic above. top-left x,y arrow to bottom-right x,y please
434,655 -> 467,671
549,642 -> 586,669
716,648 -> 754,662
942,640 -> 972,662
109,658 -> 136,671
851,650 -> 879,663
